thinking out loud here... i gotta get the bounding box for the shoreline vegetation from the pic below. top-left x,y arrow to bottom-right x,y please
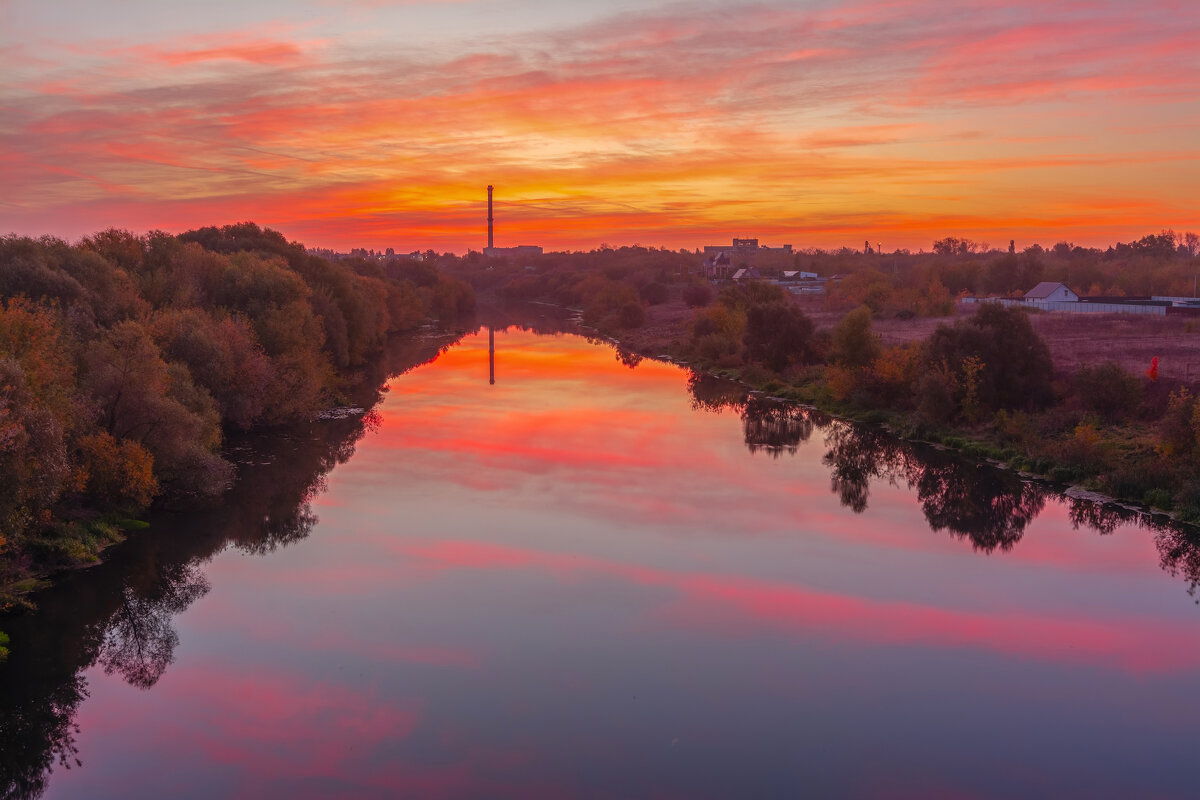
4,222 -> 1200,614
438,232 -> 1200,530
0,223 -> 476,610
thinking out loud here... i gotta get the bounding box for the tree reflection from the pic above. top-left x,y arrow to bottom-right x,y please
615,348 -> 643,369
1067,497 -> 1132,536
909,458 -> 1046,553
1155,523 -> 1200,601
0,327 -> 465,799
0,675 -> 85,800
687,373 -> 748,413
743,396 -> 816,458
96,563 -> 210,689
821,423 -> 907,513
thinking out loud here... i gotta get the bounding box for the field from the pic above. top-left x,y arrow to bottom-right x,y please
807,299 -> 1200,382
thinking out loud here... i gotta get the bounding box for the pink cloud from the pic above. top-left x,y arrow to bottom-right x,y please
401,538 -> 1200,674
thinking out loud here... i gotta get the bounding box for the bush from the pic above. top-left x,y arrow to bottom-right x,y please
1144,488 -> 1174,509
640,282 -> 669,305
743,301 -> 816,372
831,305 -> 880,368
682,283 -> 712,308
1073,362 -> 1140,422
923,303 -> 1054,413
618,302 -> 645,328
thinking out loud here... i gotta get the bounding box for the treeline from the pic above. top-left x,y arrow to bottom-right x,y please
449,245 -> 698,330
446,230 -> 1200,329
0,222 -> 474,595
818,230 -> 1200,314
669,280 -> 1200,521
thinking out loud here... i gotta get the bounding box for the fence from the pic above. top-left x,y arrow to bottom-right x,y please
960,297 -> 1167,316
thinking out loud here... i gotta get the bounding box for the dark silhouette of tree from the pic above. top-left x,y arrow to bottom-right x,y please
908,457 -> 1046,552
1155,523 -> 1200,601
923,303 -> 1054,414
743,301 -> 816,372
1067,497 -> 1131,536
686,373 -> 748,413
616,349 -> 643,369
0,674 -> 86,800
95,563 -> 210,690
742,396 -> 816,458
821,423 -> 907,513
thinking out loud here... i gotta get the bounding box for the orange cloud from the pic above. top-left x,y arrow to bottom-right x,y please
2,0 -> 1197,250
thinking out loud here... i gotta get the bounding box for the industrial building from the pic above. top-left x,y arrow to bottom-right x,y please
702,237 -> 792,258
482,185 -> 543,259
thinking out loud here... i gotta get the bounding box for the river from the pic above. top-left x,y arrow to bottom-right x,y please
3,318 -> 1200,799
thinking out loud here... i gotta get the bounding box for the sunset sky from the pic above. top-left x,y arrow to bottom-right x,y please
2,0 -> 1197,253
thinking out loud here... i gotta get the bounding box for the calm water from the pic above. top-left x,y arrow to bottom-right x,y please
4,323 -> 1200,799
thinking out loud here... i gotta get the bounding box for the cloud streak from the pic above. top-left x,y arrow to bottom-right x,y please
1,0 -> 1196,250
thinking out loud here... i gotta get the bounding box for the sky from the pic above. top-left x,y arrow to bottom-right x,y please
1,0 -> 1197,253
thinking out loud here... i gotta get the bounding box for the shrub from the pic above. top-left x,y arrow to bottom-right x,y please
743,301 -> 816,372
682,283 -> 713,308
830,305 -> 880,368
1144,488 -> 1174,509
640,282 -> 669,305
922,303 -> 1054,413
617,302 -> 645,328
1073,362 -> 1140,422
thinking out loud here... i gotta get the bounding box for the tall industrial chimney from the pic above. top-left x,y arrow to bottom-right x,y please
487,185 -> 494,250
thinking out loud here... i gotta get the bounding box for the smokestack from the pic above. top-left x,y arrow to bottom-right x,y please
487,185 -> 494,250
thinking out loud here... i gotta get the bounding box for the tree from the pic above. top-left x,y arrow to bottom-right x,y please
1185,232 -> 1199,258
1072,362 -> 1140,422
639,282 -> 669,305
743,301 -> 816,372
682,283 -> 712,308
923,303 -> 1054,414
830,305 -> 879,368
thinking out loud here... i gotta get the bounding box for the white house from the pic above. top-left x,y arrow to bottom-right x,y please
1024,282 -> 1079,302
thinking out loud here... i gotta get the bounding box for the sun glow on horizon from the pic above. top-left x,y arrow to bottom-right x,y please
1,0 -> 1197,252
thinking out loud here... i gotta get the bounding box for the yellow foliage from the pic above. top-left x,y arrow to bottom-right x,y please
692,304 -> 745,339
961,355 -> 985,422
1074,421 -> 1101,448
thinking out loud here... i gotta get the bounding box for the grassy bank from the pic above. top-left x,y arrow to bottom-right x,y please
577,287 -> 1200,526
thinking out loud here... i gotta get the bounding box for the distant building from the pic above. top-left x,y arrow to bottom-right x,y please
731,267 -> 762,283
1024,282 -> 1079,302
484,245 -> 543,259
702,252 -> 734,279
703,237 -> 792,258
781,270 -> 818,281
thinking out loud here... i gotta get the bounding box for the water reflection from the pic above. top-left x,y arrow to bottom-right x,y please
96,562 -> 210,690
4,326 -> 1200,799
689,377 -> 1196,560
913,459 -> 1046,553
0,328 -> 465,800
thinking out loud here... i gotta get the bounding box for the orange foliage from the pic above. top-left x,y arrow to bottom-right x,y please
77,432 -> 159,510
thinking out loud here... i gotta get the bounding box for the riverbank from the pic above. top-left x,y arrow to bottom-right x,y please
0,323 -> 471,612
578,291 -> 1200,528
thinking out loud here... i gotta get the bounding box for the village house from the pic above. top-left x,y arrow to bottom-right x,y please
1024,282 -> 1079,302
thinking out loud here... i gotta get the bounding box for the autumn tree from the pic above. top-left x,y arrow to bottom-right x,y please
830,305 -> 880,368
743,300 -> 816,372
